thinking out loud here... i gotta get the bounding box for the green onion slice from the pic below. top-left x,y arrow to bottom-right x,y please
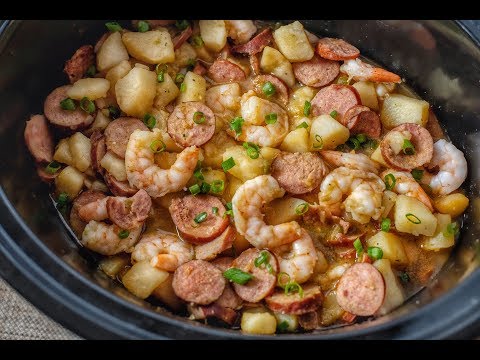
296,121 -> 309,129
108,105 -> 120,119
230,117 -> 244,136
86,65 -> 96,77
193,111 -> 205,124
277,321 -> 289,332
330,110 -> 338,119
367,246 -> 383,260
303,101 -> 311,116
180,82 -> 186,92
222,157 -> 236,172
193,168 -> 204,180
356,133 -> 367,144
262,81 -> 276,96
243,142 -> 260,159
226,202 -> 233,210
212,207 -> 219,215
175,20 -> 190,30
194,212 -> 207,224
200,182 -> 211,194
284,282 -> 304,297
313,134 -> 323,149
105,22 -> 122,32
157,72 -> 165,83
223,268 -> 253,285
137,20 -> 149,32
45,161 -> 61,174
295,203 -> 309,215
118,229 -> 130,239
277,272 -> 291,288
402,139 -> 416,155
80,97 -> 95,114
444,222 -> 459,237
411,169 -> 424,181
189,183 -> 201,195
211,180 -> 225,194
381,218 -> 391,232
406,213 -> 421,224
143,113 -> 156,129
265,113 -> 277,124
60,98 -> 76,111
191,35 -> 204,47
400,272 -> 410,283
353,238 -> 363,255
254,250 -> 269,268
149,139 -> 166,153
347,136 -> 361,150
384,173 -> 396,191
175,73 -> 185,84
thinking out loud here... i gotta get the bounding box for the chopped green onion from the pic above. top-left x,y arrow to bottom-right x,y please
193,168 -> 204,180
143,113 -> 156,129
265,113 -> 277,124
366,139 -> 379,150
137,20 -> 149,32
156,63 -> 168,74
194,212 -> 207,224
189,183 -> 201,195
226,202 -> 233,210
262,81 -> 276,96
230,117 -> 244,137
295,203 -> 309,215
254,250 -> 270,268
330,110 -> 338,119
384,173 -> 396,191
284,281 -> 304,297
118,229 -> 130,239
191,35 -> 204,47
411,169 -> 424,181
149,139 -> 166,153
303,101 -> 311,116
367,246 -> 383,260
223,268 -> 253,285
193,111 -> 205,124
400,272 -> 410,283
243,142 -> 260,159
105,22 -> 122,32
180,82 -> 186,92
157,72 -> 165,82
175,73 -> 185,84
356,134 -> 367,144
56,192 -> 70,214
265,263 -> 274,274
200,182 -> 211,194
60,98 -> 76,111
444,222 -> 459,237
223,209 -> 233,218
347,136 -> 361,150
381,218 -> 391,232
336,75 -> 349,85
313,134 -> 323,149
277,321 -> 289,332
80,97 -> 95,114
402,139 -> 416,155
406,213 -> 421,224
222,157 -> 236,172
45,161 -> 61,175
175,20 -> 190,31
212,207 -> 219,215
86,65 -> 96,77
296,121 -> 309,129
108,105 -> 120,119
277,272 -> 291,288
211,180 -> 225,194
186,58 -> 196,70
353,238 -> 363,255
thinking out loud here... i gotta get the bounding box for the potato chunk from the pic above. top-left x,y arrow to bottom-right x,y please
309,114 -> 350,150
100,152 -> 127,181
68,132 -> 92,172
174,42 -> 197,68
367,231 -> 408,267
67,78 -> 110,100
222,145 -> 267,182
265,197 -> 306,225
53,138 -> 75,167
274,313 -> 298,332
280,128 -> 310,153
434,193 -> 469,218
373,259 -> 405,315
154,73 -> 180,109
273,21 -> 314,62
97,32 -> 129,72
55,166 -> 86,199
370,146 -> 388,166
260,46 -> 295,87
199,20 -> 227,53
122,261 -> 169,299
177,71 -> 207,103
122,30 -> 174,64
418,213 -> 455,251
202,131 -> 237,169
241,309 -> 277,335
394,195 -> 437,236
380,94 -> 429,129
106,60 -> 132,96
352,81 -> 379,111
287,86 -> 317,120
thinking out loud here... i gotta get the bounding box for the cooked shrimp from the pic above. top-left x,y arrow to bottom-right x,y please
226,20 -> 257,44
232,175 -> 302,248
428,139 -> 468,196
340,58 -> 401,83
381,170 -> 434,211
78,197 -> 108,222
131,229 -> 194,272
125,129 -> 200,198
272,229 -> 317,284
205,83 -> 241,124
81,221 -> 142,255
319,167 -> 385,224
321,150 -> 380,174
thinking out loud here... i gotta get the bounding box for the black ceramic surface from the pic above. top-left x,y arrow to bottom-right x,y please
0,20 -> 479,339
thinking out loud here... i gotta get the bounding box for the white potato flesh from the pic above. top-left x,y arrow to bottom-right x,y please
67,78 -> 110,100
309,114 -> 350,150
274,313 -> 298,332
122,261 -> 169,299
68,132 -> 92,172
373,259 -> 405,315
199,20 -> 227,53
380,94 -> 429,129
222,145 -> 267,182
352,81 -> 379,111
241,309 -> 277,335
394,195 -> 437,236
287,86 -> 317,120
264,197 -> 306,225
202,131 -> 238,169
381,190 -> 398,218
97,32 -> 129,72
106,60 -> 132,96
260,46 -> 295,87
174,42 -> 197,68
55,166 -> 86,199
418,213 -> 455,251
53,138 -> 74,167
273,21 -> 314,62
320,291 -> 344,326
177,71 -> 207,103
99,255 -> 130,278
151,274 -> 183,311
367,231 -> 409,267
154,73 -> 180,109
100,152 -> 127,182
280,128 -> 310,153
371,146 -> 388,167
89,110 -> 111,133
122,30 -> 175,64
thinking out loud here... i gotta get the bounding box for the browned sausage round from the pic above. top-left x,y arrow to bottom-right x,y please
249,54 -> 260,76
70,190 -> 107,237
44,86 -> 94,131
215,284 -> 243,310
316,37 -> 360,61
311,84 -> 361,122
425,108 -> 445,141
24,114 -> 54,164
336,263 -> 385,316
64,45 -> 95,84
36,165 -> 58,184
211,257 -> 234,273
298,311 -> 319,330
231,248 -> 278,303
103,172 -> 138,197
169,195 -> 229,244
172,260 -> 226,305
342,105 -> 381,138
271,152 -> 328,194
188,303 -> 238,325
167,102 -> 215,148
90,131 -> 106,175
104,117 -> 148,159
193,62 -> 207,76
207,59 -> 246,83
266,284 -> 323,315
231,28 -> 273,55
106,189 -> 152,230
380,123 -> 434,171
195,226 -> 235,261
173,26 -> 193,50
292,55 -> 340,88
253,74 -> 289,106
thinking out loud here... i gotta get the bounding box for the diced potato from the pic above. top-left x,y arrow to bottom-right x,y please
265,197 -> 306,225
86,179 -> 109,193
68,132 -> 92,172
99,254 -> 130,279
232,229 -> 251,253
367,231 -> 409,267
122,30 -> 174,64
419,213 -> 455,251
199,20 -> 227,53
380,94 -> 429,129
287,86 -> 317,119
203,131 -> 238,169
97,32 -> 129,72
321,291 -> 344,326
260,46 -> 295,87
89,110 -> 111,133
67,78 -> 110,100
260,147 -> 280,170
174,42 -> 197,67
150,108 -> 182,152
154,73 -> 180,109
177,71 -> 206,103
151,274 -> 183,311
115,66 -> 157,117
373,259 -> 405,315
310,114 -> 350,150
53,138 -> 74,167
371,146 -> 388,166
55,166 -> 86,199
394,195 -> 437,236
224,173 -> 243,202
189,168 -> 227,196
122,261 -> 169,299
381,190 -> 398,218
274,313 -> 298,332
280,128 -> 310,153
315,250 -> 329,274
100,152 -> 127,181
273,21 -> 314,62
352,81 -> 379,111
434,193 -> 469,218
222,145 -> 267,182
106,60 -> 132,96
241,309 -> 277,335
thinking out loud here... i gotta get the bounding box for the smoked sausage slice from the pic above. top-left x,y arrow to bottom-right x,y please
64,45 -> 95,83
90,131 -> 106,175
231,28 -> 273,55
207,59 -> 246,83
70,190 -> 106,237
342,105 -> 381,138
311,84 -> 361,122
253,74 -> 289,106
195,226 -> 235,261
104,117 -> 148,159
265,284 -> 323,315
292,55 -> 340,88
24,114 -> 54,164
106,189 -> 152,230
104,172 -> 138,197
316,38 -> 360,61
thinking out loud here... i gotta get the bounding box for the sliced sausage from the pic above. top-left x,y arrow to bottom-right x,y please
380,123 -> 434,171
231,28 -> 273,55
298,311 -> 319,330
94,33 -> 109,53
342,105 -> 381,138
169,195 -> 229,244
336,263 -> 385,316
249,54 -> 260,76
36,165 -> 58,184
211,257 -> 234,273
265,284 -> 323,315
167,102 -> 215,148
44,85 -> 94,131
64,45 -> 95,83
195,226 -> 235,261
231,248 -> 278,303
188,303 -> 238,325
425,108 -> 445,141
90,131 -> 106,175
104,117 -> 148,159
253,74 -> 289,106
69,190 -> 106,237
311,84 -> 361,122
106,189 -> 152,230
24,114 -> 54,163
173,26 -> 193,50
172,259 -> 226,305
193,62 -> 207,76
215,284 -> 243,310
271,152 -> 328,194
207,59 -> 246,83
316,37 -> 360,61
104,172 -> 138,197
292,55 -> 340,88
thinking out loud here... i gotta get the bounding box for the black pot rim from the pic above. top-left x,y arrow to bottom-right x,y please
1,19 -> 479,340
